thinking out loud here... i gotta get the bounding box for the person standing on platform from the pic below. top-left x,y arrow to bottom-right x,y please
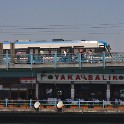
16,51 -> 21,63
88,49 -> 93,63
79,49 -> 85,60
63,49 -> 67,62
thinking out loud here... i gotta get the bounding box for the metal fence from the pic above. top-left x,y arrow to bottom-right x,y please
1,52 -> 124,69
0,99 -> 123,109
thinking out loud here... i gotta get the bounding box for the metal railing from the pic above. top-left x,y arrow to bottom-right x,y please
1,52 -> 124,69
0,99 -> 123,109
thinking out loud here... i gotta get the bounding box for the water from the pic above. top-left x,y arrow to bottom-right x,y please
2,120 -> 124,124
0,113 -> 123,124
0,118 -> 123,124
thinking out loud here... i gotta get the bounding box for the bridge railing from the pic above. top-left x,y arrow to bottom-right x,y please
0,99 -> 123,109
1,52 -> 124,69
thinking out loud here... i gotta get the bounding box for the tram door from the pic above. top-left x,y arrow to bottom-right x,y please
28,47 -> 41,63
28,47 -> 40,54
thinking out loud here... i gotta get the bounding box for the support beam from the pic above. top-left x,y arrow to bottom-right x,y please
71,81 -> 75,100
106,81 -> 110,101
35,82 -> 39,99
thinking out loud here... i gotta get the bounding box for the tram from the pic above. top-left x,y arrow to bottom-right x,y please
2,39 -> 111,64
3,39 -> 111,54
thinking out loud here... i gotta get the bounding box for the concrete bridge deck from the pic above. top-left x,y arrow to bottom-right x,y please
0,108 -> 124,123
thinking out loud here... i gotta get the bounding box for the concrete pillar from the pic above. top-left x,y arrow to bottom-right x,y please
71,81 -> 75,100
35,82 -> 39,99
106,81 -> 110,101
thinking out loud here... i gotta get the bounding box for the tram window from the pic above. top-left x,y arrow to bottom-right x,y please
59,47 -> 72,54
94,48 -> 102,53
73,49 -> 79,54
73,48 -> 86,54
34,49 -> 38,54
85,49 -> 94,53
49,49 -> 58,54
15,49 -> 27,54
41,48 -> 58,54
29,49 -> 33,53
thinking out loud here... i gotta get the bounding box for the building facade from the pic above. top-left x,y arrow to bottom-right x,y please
0,64 -> 124,102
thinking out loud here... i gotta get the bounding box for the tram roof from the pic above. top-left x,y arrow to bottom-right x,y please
2,40 -> 108,46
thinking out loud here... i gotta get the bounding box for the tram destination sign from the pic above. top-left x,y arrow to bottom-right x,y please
37,73 -> 124,82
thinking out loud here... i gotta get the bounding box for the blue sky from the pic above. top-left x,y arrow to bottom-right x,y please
0,0 -> 124,51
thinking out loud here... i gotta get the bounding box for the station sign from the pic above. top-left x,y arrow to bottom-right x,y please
37,73 -> 124,82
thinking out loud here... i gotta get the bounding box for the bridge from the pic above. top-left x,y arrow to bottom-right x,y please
0,51 -> 124,102
1,52 -> 124,69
